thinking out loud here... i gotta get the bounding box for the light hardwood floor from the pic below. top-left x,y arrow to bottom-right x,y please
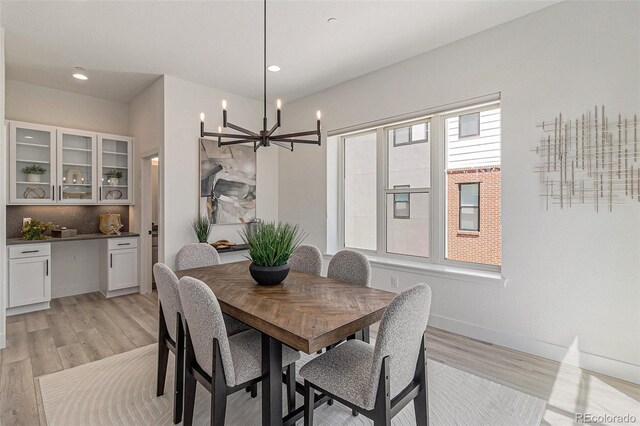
1,291 -> 638,425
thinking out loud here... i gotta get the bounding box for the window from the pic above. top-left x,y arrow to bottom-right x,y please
445,107 -> 501,266
393,185 -> 410,219
459,183 -> 480,231
339,102 -> 500,270
343,132 -> 377,251
459,112 -> 480,138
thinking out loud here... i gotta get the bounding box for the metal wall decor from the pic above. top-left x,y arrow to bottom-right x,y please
535,106 -> 640,212
198,0 -> 321,152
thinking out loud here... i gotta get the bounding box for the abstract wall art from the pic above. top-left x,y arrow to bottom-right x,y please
199,139 -> 256,224
535,106 -> 639,212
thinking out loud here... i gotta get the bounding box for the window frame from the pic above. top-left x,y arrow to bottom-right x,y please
391,122 -> 430,147
337,101 -> 501,272
458,182 -> 480,232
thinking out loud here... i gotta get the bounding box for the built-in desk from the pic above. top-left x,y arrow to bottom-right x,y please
6,233 -> 140,315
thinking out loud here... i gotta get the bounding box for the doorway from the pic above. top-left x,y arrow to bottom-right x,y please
140,150 -> 162,294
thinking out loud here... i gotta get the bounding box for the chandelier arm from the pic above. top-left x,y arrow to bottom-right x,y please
272,130 -> 319,139
226,122 -> 260,137
218,138 -> 262,147
267,122 -> 280,137
271,141 -> 294,151
268,137 -> 320,145
202,132 -> 260,140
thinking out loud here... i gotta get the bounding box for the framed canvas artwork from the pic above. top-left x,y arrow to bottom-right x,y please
199,140 -> 256,224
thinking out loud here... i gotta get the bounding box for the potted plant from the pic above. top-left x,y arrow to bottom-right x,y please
192,215 -> 212,243
22,165 -> 47,182
105,169 -> 123,186
21,219 -> 54,240
240,221 -> 305,285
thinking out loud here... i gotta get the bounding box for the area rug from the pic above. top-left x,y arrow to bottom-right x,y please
39,344 -> 546,425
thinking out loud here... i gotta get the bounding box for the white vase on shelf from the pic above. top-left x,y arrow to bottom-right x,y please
26,174 -> 42,183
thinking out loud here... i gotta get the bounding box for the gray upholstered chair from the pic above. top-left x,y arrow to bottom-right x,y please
175,243 -> 221,270
178,277 -> 301,426
289,244 -> 323,276
327,249 -> 371,287
300,283 -> 432,426
153,263 -> 186,424
175,243 -> 248,337
327,249 -> 372,344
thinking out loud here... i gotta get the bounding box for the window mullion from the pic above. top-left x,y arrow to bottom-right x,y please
377,127 -> 386,257
430,117 -> 444,265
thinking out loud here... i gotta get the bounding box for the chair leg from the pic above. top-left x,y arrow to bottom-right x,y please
183,370 -> 197,426
156,303 -> 169,397
303,380 -> 314,426
352,409 -> 358,416
362,327 -> 370,344
373,356 -> 391,426
210,383 -> 227,426
286,364 -> 296,413
156,340 -> 169,397
414,341 -> 429,426
173,316 -> 185,424
251,383 -> 258,398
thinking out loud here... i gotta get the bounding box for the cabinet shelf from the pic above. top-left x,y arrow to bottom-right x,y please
16,181 -> 50,185
102,151 -> 128,156
103,184 -> 128,188
63,147 -> 92,152
101,165 -> 127,170
16,142 -> 50,148
62,162 -> 92,167
16,159 -> 50,164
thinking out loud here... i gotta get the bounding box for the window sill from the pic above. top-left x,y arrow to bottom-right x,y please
323,252 -> 506,288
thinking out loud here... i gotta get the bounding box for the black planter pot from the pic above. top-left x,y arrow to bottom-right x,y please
249,262 -> 290,285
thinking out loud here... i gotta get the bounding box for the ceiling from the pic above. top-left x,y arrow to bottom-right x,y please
1,1 -> 556,104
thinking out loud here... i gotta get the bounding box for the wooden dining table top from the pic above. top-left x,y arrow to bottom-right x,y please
175,260 -> 396,353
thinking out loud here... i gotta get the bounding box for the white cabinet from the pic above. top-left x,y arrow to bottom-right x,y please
8,122 -> 57,204
7,243 -> 52,314
98,134 -> 133,204
7,121 -> 134,205
100,237 -> 139,298
57,128 -> 98,204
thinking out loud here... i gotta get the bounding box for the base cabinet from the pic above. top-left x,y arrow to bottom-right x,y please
7,243 -> 52,315
100,238 -> 139,297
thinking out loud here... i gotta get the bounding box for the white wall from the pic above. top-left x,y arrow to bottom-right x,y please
51,240 -> 99,298
162,75 -> 278,269
0,23 -> 7,348
278,1 -> 640,382
6,79 -> 129,135
129,77 -> 164,234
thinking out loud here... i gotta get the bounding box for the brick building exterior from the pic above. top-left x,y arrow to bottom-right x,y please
447,166 -> 501,266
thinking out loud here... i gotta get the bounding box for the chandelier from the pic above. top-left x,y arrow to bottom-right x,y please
199,0 -> 321,151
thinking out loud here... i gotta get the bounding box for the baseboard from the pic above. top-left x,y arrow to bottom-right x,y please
429,314 -> 640,385
6,301 -> 51,316
52,284 -> 100,299
100,286 -> 139,299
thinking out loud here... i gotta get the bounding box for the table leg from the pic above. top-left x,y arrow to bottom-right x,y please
262,333 -> 283,426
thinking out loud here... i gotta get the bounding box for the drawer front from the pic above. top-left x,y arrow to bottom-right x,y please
108,237 -> 138,250
9,243 -> 51,259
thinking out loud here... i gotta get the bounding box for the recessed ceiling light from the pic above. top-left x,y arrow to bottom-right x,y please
267,65 -> 280,72
327,17 -> 338,24
72,67 -> 88,80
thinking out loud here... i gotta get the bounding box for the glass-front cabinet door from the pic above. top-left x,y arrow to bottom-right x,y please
9,122 -> 57,204
98,134 -> 133,204
56,128 -> 97,204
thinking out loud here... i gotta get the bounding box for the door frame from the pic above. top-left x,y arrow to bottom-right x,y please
139,148 -> 163,294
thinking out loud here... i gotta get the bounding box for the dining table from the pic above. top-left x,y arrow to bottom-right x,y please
176,260 -> 396,426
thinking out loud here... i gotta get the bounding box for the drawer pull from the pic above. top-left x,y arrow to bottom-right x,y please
21,250 -> 40,254
117,243 -> 131,246
46,259 -> 49,276
110,253 -> 113,268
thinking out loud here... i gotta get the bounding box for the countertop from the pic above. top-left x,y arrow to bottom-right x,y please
7,232 -> 140,245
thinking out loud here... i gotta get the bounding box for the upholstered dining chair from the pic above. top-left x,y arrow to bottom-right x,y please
327,249 -> 372,343
300,283 -> 432,426
175,243 -> 249,337
289,244 -> 323,276
153,263 -> 186,424
178,276 -> 301,426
